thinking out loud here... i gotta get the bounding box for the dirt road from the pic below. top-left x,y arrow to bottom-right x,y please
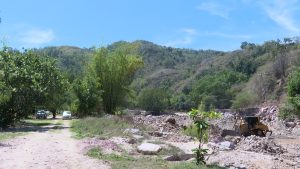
0,120 -> 110,169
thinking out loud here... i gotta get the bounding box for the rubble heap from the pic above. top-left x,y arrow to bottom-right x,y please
237,135 -> 286,155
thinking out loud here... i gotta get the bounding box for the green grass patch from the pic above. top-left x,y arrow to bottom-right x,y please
0,132 -> 25,141
71,117 -> 133,138
158,144 -> 184,156
171,162 -> 225,169
87,147 -> 134,162
88,147 -> 224,169
182,124 -> 198,138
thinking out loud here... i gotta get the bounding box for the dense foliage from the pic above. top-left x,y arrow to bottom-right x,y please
138,88 -> 169,114
280,68 -> 300,118
190,71 -> 247,110
92,45 -> 143,114
0,49 -> 67,128
72,74 -> 101,117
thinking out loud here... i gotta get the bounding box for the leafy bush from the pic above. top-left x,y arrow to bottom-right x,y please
170,94 -> 195,111
232,91 -> 259,109
279,68 -> 300,119
138,88 -> 169,114
279,102 -> 297,119
73,75 -> 101,117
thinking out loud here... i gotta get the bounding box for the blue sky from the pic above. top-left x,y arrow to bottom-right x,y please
1,0 -> 300,51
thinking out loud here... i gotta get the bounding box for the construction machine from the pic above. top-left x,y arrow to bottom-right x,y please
235,116 -> 272,137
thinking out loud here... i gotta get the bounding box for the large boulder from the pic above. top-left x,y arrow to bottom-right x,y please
137,143 -> 162,155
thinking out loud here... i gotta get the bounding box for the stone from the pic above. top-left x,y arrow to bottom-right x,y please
219,141 -> 235,150
132,134 -> 144,140
137,143 -> 162,155
285,122 -> 296,128
165,117 -> 176,125
153,131 -> 163,137
127,138 -> 137,144
124,128 -> 140,135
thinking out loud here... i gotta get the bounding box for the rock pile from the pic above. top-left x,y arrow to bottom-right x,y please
237,135 -> 286,155
133,114 -> 193,142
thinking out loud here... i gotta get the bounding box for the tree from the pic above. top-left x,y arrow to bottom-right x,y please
39,58 -> 69,119
73,73 -> 101,117
92,44 -> 143,114
138,88 -> 169,114
0,48 -> 67,127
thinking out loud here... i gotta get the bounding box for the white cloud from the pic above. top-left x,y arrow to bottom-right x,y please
182,28 -> 197,35
197,1 -> 232,19
261,0 -> 300,32
20,28 -> 55,47
164,28 -> 197,47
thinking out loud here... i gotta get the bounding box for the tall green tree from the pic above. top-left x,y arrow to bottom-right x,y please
0,48 -> 67,127
92,45 -> 143,114
73,73 -> 101,117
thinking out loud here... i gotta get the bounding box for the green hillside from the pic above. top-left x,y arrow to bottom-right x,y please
36,38 -> 300,111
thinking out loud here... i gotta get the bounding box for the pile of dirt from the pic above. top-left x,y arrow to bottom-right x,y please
237,135 -> 286,155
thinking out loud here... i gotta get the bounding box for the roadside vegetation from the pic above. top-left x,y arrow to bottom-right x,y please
71,117 -> 133,138
0,132 -> 24,141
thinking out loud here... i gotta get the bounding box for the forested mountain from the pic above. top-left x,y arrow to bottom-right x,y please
35,38 -> 300,112
34,46 -> 94,81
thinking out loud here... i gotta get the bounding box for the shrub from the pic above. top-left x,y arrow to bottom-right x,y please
279,102 -> 297,119
232,91 -> 259,109
138,88 -> 169,114
280,68 -> 300,119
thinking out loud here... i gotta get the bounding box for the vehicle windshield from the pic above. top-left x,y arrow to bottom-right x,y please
63,111 -> 71,115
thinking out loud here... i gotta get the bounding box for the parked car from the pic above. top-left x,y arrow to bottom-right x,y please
62,111 -> 72,120
36,110 -> 47,119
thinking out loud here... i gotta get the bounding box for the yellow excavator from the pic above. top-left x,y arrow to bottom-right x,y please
235,116 -> 272,137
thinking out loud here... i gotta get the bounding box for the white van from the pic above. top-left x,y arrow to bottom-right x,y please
62,111 -> 72,120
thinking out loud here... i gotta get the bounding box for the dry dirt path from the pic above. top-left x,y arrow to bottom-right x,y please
0,120 -> 110,169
